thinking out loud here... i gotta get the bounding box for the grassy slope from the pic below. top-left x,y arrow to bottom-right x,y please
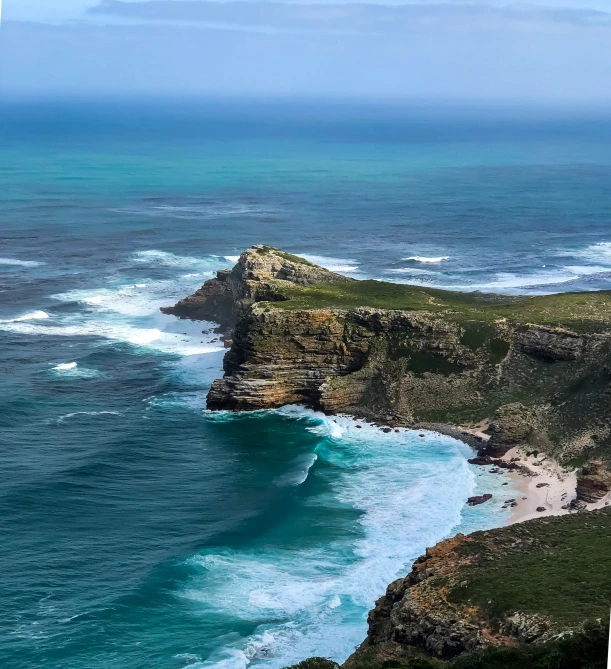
283,510 -> 611,669
449,507 -> 611,626
270,280 -> 611,333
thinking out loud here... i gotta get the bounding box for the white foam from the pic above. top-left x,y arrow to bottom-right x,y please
0,319 -> 224,357
55,411 -> 121,424
387,267 -> 438,275
299,254 -> 359,274
0,257 -> 43,267
224,255 -> 240,263
50,363 -> 102,379
0,310 -> 50,323
404,256 -> 449,263
182,408 -> 498,668
53,362 -> 77,371
274,453 -> 318,486
132,250 -> 219,269
560,242 -> 611,263
425,267 -> 592,294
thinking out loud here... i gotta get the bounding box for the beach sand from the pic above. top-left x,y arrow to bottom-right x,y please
504,447 -> 611,524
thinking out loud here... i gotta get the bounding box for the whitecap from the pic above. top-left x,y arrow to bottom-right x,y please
53,362 -> 77,371
132,250 -> 223,269
558,241 -> 611,263
274,453 -> 318,486
0,319 -> 225,357
299,254 -> 359,274
50,362 -> 103,379
386,267 -> 438,275
0,257 -> 44,267
0,310 -> 50,323
224,255 -> 240,263
55,411 -> 121,424
403,256 -> 449,263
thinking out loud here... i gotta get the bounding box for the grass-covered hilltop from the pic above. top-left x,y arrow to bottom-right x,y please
163,246 -> 611,667
163,245 -> 611,497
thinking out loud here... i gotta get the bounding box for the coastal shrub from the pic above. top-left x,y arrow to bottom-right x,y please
255,246 -> 316,267
272,279 -> 611,332
311,622 -> 609,669
450,621 -> 609,669
283,659 -> 340,669
449,509 -> 611,626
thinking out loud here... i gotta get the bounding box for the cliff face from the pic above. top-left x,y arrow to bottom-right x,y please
160,245 -> 352,329
164,247 -> 611,495
163,248 -> 611,668
343,507 -> 611,667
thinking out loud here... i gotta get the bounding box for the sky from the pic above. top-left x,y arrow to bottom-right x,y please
1,0 -> 611,102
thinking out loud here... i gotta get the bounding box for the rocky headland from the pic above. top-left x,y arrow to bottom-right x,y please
164,246 -> 611,500
163,246 -> 611,667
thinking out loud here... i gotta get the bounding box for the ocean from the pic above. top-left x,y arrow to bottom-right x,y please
1,100 -> 610,669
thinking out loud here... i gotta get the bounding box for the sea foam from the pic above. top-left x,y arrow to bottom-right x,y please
403,256 -> 449,263
0,257 -> 44,267
300,254 -> 359,274
0,310 -> 50,323
182,408 -> 510,669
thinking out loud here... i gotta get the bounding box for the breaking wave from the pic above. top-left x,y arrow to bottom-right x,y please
181,408 -> 513,669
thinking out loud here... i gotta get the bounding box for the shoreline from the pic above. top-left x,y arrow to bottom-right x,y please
500,446 -> 611,525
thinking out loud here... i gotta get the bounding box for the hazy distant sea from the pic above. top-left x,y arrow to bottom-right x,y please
1,100 -> 610,669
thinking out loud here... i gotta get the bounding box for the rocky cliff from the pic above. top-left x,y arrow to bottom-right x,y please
164,247 -> 611,496
161,245 -> 352,329
163,247 -> 611,669
341,507 -> 611,667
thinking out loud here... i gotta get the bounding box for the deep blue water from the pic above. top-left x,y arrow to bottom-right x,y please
1,101 -> 610,669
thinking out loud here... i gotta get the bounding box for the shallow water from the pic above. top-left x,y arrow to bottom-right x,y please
1,101 -> 609,668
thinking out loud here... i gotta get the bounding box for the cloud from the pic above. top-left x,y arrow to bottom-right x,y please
3,15 -> 611,101
88,0 -> 611,34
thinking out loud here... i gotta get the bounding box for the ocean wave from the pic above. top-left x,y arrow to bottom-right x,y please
403,256 -> 449,263
0,319 -> 225,357
273,453 -> 318,487
181,408 -> 486,668
50,362 -> 103,379
52,274 -> 213,319
0,310 -> 50,323
0,257 -> 44,267
132,250 -> 220,269
559,241 -> 611,263
423,266 -> 607,294
386,267 -> 438,275
112,203 -> 273,220
53,362 -> 77,371
55,411 -> 121,424
299,254 -> 359,274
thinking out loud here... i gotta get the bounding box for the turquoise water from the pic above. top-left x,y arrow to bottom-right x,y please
1,101 -> 611,669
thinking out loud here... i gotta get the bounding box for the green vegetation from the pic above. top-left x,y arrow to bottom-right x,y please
449,508 -> 611,627
284,621 -> 609,669
269,280 -> 611,332
283,660 -> 339,669
256,245 -> 316,267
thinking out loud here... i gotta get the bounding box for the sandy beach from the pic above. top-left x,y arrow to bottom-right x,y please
504,447 -> 611,524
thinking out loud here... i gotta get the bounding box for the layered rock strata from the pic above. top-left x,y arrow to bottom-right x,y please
163,247 -> 611,501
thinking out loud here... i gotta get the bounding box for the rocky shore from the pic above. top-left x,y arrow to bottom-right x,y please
163,245 -> 611,505
163,246 -> 611,667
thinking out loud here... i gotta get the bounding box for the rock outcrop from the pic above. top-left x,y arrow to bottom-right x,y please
161,245 -> 352,329
576,460 -> 611,503
165,247 -> 611,476
344,508 -> 611,666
